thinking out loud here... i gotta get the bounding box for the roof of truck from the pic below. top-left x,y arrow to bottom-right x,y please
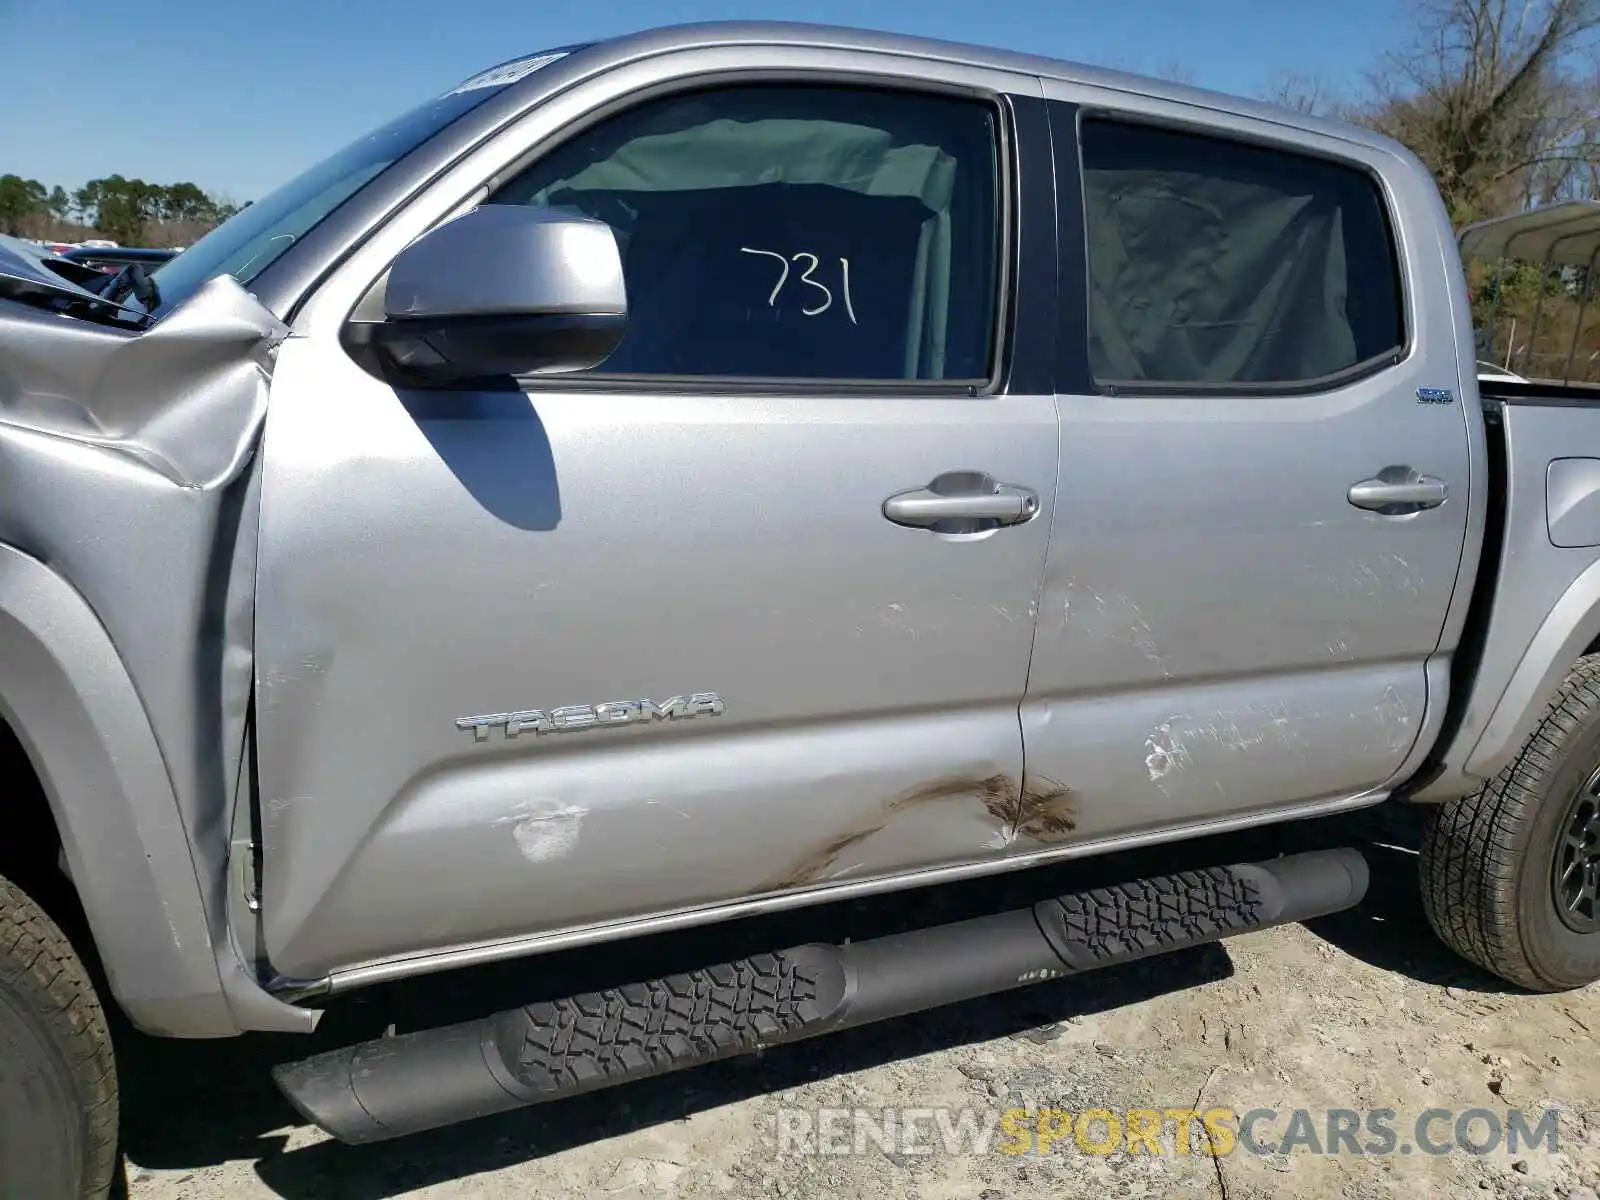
503,22 -> 1414,161
1458,201 -> 1600,269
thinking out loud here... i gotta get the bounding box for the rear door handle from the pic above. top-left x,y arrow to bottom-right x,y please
1347,468 -> 1448,514
883,472 -> 1040,530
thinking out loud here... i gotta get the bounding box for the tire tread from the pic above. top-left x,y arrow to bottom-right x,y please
0,875 -> 119,1199
501,950 -> 835,1096
1420,653 -> 1600,991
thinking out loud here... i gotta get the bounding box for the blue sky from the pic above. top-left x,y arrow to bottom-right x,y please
0,0 -> 1412,203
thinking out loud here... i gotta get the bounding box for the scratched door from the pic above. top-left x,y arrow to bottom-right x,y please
252,65 -> 1067,980
1014,94 -> 1474,847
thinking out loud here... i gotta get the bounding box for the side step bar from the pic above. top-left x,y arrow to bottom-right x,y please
274,848 -> 1367,1144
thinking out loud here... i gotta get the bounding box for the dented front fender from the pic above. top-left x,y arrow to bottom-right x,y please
0,275 -> 286,488
0,278 -> 299,1034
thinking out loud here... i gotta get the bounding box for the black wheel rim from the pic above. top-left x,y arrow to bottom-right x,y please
1553,766 -> 1600,933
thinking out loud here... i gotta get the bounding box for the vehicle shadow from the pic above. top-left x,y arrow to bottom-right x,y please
398,385 -> 562,531
115,847 -> 1239,1197
1293,803 -> 1516,994
1189,800 -> 1515,994
113,801 -> 1515,1197
256,948 -> 1229,1199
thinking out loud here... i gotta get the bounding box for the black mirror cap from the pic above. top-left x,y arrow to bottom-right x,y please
344,310 -> 626,387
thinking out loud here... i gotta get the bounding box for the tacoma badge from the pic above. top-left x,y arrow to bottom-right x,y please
456,693 -> 725,741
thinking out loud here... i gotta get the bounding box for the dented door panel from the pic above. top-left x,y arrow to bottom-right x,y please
1017,87 -> 1475,840
1020,381 -> 1464,837
267,696 -> 1034,972
249,49 -> 1067,980
254,334 -> 1058,976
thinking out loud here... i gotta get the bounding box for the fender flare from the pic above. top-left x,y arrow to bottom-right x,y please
0,544 -> 237,1036
1465,555 -> 1600,782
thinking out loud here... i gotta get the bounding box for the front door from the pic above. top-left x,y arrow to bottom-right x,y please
1016,91 -> 1474,847
253,64 -> 1063,979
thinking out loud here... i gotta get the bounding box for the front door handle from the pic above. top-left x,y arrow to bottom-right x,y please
1347,467 -> 1448,514
883,471 -> 1040,531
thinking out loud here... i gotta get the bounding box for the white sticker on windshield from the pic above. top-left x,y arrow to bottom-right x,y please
445,52 -> 570,96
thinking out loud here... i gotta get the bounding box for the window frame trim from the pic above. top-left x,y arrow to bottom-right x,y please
1059,103 -> 1416,399
476,71 -> 1021,396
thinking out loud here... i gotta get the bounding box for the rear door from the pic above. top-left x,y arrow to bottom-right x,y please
253,56 -> 1064,979
1013,89 -> 1474,847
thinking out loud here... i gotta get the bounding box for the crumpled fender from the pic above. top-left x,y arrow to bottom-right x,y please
0,278 -> 315,1035
0,274 -> 285,487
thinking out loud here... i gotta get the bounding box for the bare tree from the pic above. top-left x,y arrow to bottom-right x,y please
1354,0 -> 1600,223
1152,58 -> 1198,86
1094,52 -> 1198,86
1261,70 -> 1338,115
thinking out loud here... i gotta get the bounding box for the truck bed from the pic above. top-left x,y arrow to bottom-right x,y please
1413,378 -> 1600,801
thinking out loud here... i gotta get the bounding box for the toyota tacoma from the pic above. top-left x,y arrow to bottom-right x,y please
2,22 -> 1599,1197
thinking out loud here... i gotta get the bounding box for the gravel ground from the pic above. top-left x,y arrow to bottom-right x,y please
118,805 -> 1600,1200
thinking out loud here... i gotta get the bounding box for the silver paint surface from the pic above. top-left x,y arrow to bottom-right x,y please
251,23 -> 1499,989
1547,458 -> 1600,549
5,19 -> 1595,1027
1025,74 -> 1477,835
385,204 -> 626,320
324,784 -> 1390,993
254,341 -> 1057,975
1415,403 -> 1600,797
250,36 -> 1071,981
0,278 -> 289,1033
0,275 -> 281,486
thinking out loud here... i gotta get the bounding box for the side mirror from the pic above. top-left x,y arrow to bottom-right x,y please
353,204 -> 627,386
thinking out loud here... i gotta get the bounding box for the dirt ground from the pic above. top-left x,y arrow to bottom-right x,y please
118,804 -> 1600,1200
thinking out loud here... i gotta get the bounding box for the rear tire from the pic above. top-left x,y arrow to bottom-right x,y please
1421,654 -> 1600,991
0,873 -> 119,1199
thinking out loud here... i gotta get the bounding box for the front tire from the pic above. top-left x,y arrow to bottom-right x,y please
1421,654 -> 1600,991
0,874 -> 119,1199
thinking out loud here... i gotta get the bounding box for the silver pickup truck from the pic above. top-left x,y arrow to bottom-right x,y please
3,21 -> 1600,1197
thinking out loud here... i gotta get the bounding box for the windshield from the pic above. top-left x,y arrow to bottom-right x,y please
137,52 -> 577,318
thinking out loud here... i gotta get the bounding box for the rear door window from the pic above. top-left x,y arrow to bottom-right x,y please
1078,117 -> 1406,390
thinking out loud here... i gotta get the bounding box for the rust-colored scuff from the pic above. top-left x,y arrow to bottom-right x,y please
898,771 -> 1078,844
999,774 -> 1078,843
897,773 -> 1013,810
761,825 -> 891,891
759,773 -> 1009,892
757,776 -> 978,891
759,770 -> 1079,892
